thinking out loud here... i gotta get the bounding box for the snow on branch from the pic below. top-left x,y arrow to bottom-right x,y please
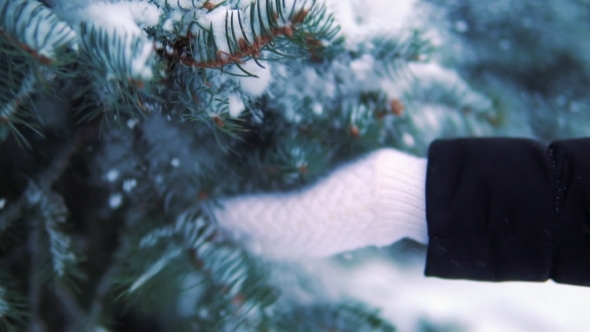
0,67 -> 36,144
26,186 -> 80,282
79,22 -> 155,85
155,0 -> 339,76
0,0 -> 77,64
51,0 -> 161,84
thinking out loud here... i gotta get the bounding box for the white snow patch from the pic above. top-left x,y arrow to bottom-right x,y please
0,198 -> 5,210
311,255 -> 590,332
197,7 -> 234,54
171,158 -> 181,167
127,118 -> 139,129
53,1 -> 160,34
350,54 -> 375,81
325,0 -> 420,47
52,0 -> 161,81
162,19 -> 174,32
235,61 -> 273,97
228,94 -> 245,118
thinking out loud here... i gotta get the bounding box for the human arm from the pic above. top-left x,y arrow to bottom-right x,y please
212,148 -> 428,259
425,138 -> 590,286
214,137 -> 590,287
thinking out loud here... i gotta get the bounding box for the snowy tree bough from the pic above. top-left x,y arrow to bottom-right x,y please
0,0 -> 501,330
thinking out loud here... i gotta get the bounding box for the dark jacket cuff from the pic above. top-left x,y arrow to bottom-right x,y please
424,138 -> 590,286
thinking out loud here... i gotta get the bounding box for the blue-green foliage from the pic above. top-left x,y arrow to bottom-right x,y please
0,0 -> 502,330
426,0 -> 590,141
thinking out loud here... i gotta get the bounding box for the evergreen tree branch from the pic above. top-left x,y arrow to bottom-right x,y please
0,46 -> 41,146
35,190 -> 78,281
0,116 -> 100,232
155,0 -> 340,76
0,0 -> 77,64
274,302 -> 396,332
370,30 -> 433,79
79,22 -> 155,86
0,272 -> 27,332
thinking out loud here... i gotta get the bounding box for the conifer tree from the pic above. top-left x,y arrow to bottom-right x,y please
0,0 -> 502,330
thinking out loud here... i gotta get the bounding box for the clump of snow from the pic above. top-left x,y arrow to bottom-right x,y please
52,0 -> 161,81
325,0 -> 421,48
126,118 -> 139,129
228,94 -> 245,118
0,0 -> 78,58
0,198 -> 5,210
170,158 -> 180,168
320,255 -> 590,332
53,1 -> 160,35
235,61 -> 273,97
196,7 -> 233,54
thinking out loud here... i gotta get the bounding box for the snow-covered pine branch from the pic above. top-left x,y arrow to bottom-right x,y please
0,0 -> 77,64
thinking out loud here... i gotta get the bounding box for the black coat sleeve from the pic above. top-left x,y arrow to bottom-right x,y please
424,138 -> 590,286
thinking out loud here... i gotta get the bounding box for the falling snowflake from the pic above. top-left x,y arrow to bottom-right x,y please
109,193 -> 123,209
402,132 -> 415,147
127,118 -> 139,129
123,179 -> 137,193
106,169 -> 119,182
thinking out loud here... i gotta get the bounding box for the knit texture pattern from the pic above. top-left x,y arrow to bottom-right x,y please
213,149 -> 428,259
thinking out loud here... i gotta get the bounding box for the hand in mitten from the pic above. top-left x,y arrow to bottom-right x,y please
212,148 -> 428,259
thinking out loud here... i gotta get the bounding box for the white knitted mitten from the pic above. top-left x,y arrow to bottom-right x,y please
213,148 -> 428,259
